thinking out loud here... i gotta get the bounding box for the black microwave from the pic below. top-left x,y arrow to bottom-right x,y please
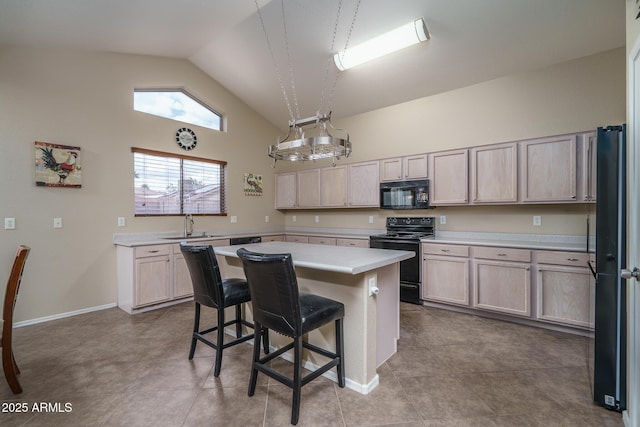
380,179 -> 430,210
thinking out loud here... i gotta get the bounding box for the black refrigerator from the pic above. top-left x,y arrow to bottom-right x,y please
594,124 -> 627,411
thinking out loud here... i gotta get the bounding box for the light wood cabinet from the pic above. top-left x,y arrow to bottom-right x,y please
430,149 -> 469,205
262,235 -> 285,242
535,250 -> 594,329
472,246 -> 531,317
348,161 -> 379,207
581,131 -> 597,202
321,165 -> 348,207
422,243 -> 470,306
297,169 -> 321,208
172,249 -> 193,299
275,172 -> 297,209
380,154 -> 428,181
308,236 -> 337,245
135,250 -> 171,307
336,238 -> 369,248
286,235 -> 309,243
470,142 -> 517,203
520,134 -> 577,202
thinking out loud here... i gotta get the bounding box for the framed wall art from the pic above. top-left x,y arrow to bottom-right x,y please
244,173 -> 262,196
35,141 -> 82,187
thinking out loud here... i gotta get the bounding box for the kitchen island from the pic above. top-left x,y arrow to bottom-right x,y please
213,241 -> 414,394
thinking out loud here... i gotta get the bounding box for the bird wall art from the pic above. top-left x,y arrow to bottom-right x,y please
35,141 -> 82,187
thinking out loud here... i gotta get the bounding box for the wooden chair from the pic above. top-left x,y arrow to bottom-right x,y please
2,245 -> 30,394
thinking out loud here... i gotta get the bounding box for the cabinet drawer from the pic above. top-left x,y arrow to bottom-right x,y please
473,246 -> 530,262
535,250 -> 590,266
135,245 -> 171,258
308,236 -> 337,245
286,235 -> 309,243
336,238 -> 369,248
423,243 -> 469,257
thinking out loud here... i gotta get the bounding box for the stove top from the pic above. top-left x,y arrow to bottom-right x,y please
370,216 -> 435,241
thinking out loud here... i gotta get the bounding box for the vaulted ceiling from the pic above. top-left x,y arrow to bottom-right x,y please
0,0 -> 625,129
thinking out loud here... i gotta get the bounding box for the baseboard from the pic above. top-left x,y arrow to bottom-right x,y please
14,303 -> 117,327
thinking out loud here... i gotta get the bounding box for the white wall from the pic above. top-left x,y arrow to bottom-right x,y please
277,48 -> 626,236
0,45 -> 626,323
0,46 -> 282,322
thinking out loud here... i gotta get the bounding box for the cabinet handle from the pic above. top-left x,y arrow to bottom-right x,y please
566,258 -> 579,262
148,250 -> 159,253
441,249 -> 450,252
497,253 -> 507,257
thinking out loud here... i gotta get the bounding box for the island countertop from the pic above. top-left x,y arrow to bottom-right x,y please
213,241 -> 414,275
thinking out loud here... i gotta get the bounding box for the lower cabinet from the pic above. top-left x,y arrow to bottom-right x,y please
422,243 -> 470,306
286,235 -> 309,243
308,236 -> 337,245
135,248 -> 172,307
262,234 -> 285,242
535,250 -> 594,329
336,238 -> 369,248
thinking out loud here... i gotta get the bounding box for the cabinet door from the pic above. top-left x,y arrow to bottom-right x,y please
581,131 -> 597,202
321,165 -> 348,207
297,169 -> 321,208
308,236 -> 337,245
404,154 -> 428,180
380,158 -> 403,181
135,255 -> 171,307
536,264 -> 594,329
422,255 -> 469,306
520,135 -> 577,202
473,260 -> 531,317
275,172 -> 297,209
262,235 -> 285,242
336,238 -> 369,248
286,235 -> 309,243
430,149 -> 469,205
471,143 -> 517,203
173,252 -> 193,299
348,161 -> 379,207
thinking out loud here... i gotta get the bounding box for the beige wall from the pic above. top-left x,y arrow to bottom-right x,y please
0,44 -> 626,323
278,48 -> 625,235
0,46 -> 282,322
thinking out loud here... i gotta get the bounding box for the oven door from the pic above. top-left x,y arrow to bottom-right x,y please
370,238 -> 421,303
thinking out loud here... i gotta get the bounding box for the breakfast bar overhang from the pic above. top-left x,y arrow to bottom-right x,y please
213,241 -> 414,394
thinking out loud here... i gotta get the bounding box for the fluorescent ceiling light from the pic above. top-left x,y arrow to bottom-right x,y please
334,18 -> 430,71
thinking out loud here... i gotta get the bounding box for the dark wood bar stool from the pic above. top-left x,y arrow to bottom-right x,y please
180,243 -> 268,377
236,248 -> 345,425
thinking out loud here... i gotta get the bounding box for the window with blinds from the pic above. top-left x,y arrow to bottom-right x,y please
132,148 -> 226,216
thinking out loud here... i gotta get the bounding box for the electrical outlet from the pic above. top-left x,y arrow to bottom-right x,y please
314,215 -> 320,223
533,215 -> 542,226
368,215 -> 374,224
4,218 -> 16,230
264,215 -> 269,223
292,215 -> 297,222
230,215 -> 238,223
117,217 -> 126,227
440,215 -> 447,225
53,217 -> 63,228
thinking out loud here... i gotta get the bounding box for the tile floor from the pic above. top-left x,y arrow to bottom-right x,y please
0,302 -> 624,426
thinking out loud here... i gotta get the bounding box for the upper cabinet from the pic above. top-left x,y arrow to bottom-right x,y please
275,172 -> 297,209
296,169 -> 321,208
430,149 -> 469,205
348,161 -> 379,207
321,165 -> 348,208
580,131 -> 597,202
380,154 -> 428,182
470,142 -> 518,204
520,134 -> 577,203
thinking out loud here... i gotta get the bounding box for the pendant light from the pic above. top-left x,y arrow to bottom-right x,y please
254,0 -> 361,166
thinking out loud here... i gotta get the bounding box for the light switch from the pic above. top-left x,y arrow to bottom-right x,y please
440,216 -> 447,225
117,217 -> 126,227
230,216 -> 238,223
53,217 -> 63,228
368,216 -> 374,224
533,216 -> 542,226
4,218 -> 16,230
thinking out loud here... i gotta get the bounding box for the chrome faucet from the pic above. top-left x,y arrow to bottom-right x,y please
184,214 -> 194,237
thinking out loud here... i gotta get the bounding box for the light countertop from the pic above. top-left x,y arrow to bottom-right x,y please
425,231 -> 593,253
214,241 -> 415,275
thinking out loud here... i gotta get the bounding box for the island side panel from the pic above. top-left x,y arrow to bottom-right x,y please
218,254 -> 380,391
375,263 -> 400,366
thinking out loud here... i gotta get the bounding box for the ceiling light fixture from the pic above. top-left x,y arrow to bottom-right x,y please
334,17 -> 429,71
255,0 -> 361,165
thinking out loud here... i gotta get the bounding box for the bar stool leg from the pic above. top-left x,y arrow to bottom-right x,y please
189,303 -> 201,360
336,318 -> 345,388
213,306 -> 225,377
291,337 -> 303,425
248,322 -> 262,396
